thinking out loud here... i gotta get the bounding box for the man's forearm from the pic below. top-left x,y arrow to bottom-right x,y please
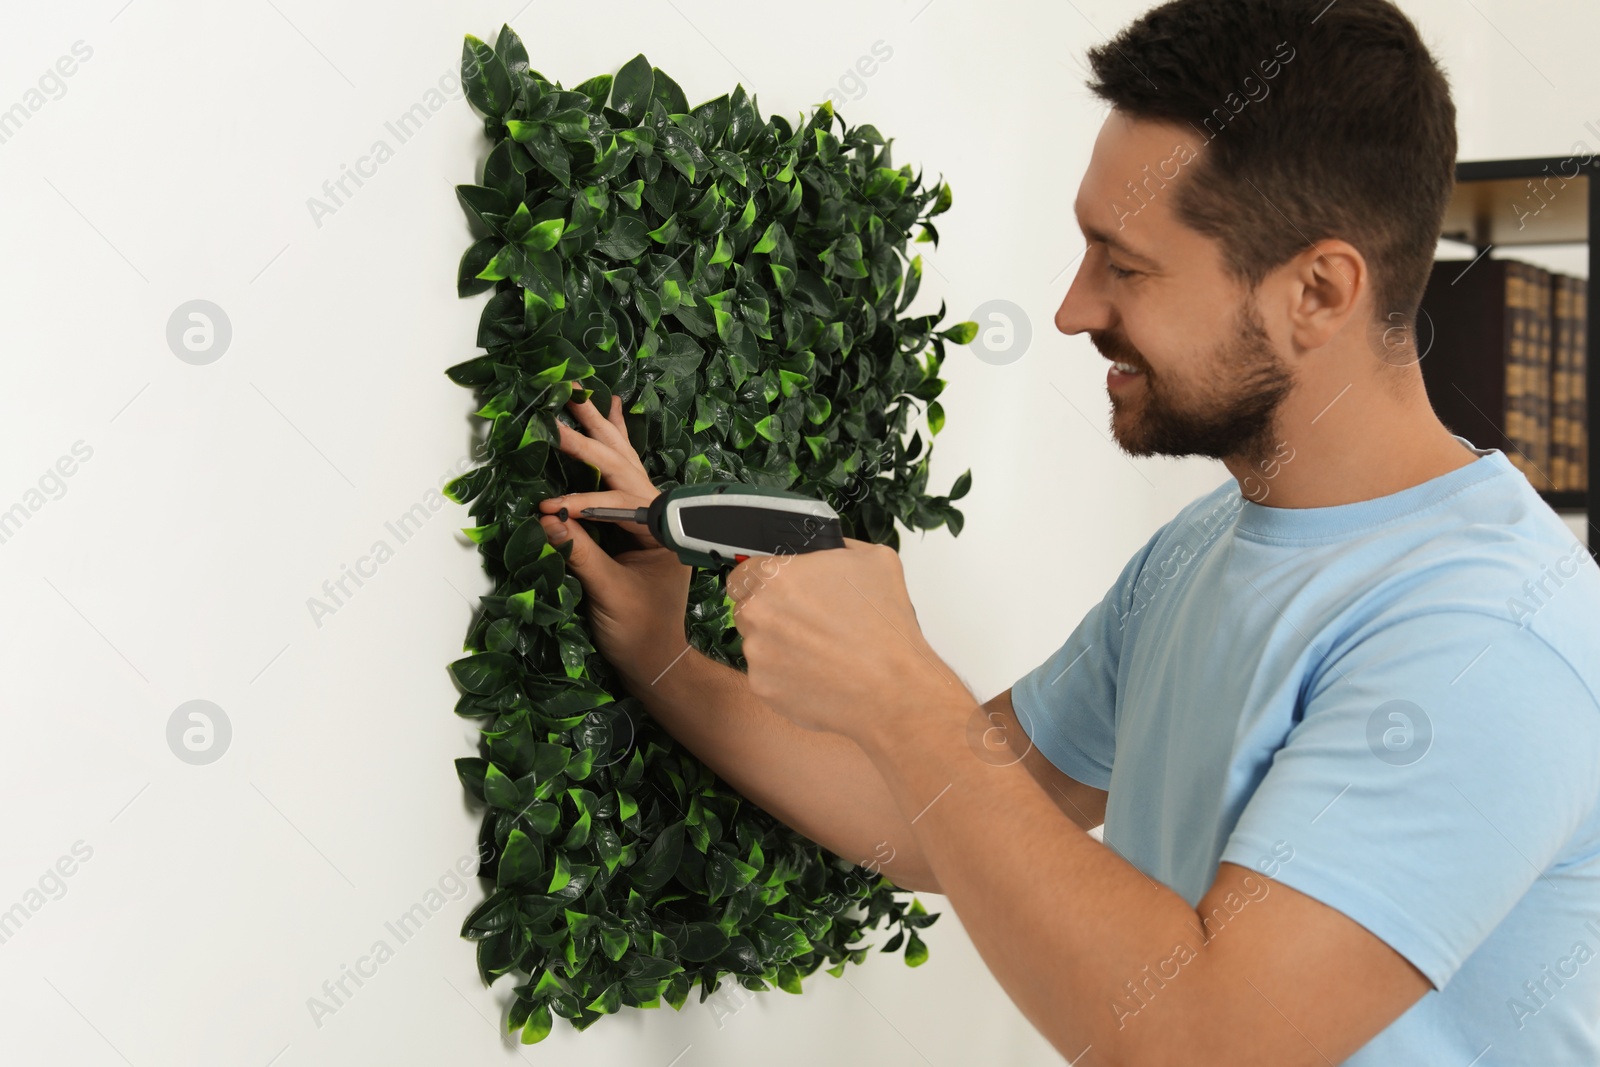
859,685 -> 1213,1065
617,643 -> 943,893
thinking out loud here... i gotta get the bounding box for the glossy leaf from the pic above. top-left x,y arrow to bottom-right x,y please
610,54 -> 654,123
461,36 -> 512,119
497,829 -> 543,887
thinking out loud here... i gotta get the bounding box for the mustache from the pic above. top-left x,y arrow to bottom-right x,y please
1089,330 -> 1146,372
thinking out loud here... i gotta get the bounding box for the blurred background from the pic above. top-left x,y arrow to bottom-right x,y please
0,1 -> 1592,1063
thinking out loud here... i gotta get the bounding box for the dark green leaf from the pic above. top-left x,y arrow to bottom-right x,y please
610,54 -> 654,123
572,74 -> 612,112
449,651 -> 518,694
649,66 -> 688,115
497,828 -> 543,887
461,36 -> 513,118
677,922 -> 729,962
630,820 -> 685,895
949,468 -> 971,500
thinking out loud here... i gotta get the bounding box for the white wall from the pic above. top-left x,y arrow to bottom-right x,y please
0,1 -> 1593,1064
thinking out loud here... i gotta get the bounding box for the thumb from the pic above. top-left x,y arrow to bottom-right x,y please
540,514 -> 621,598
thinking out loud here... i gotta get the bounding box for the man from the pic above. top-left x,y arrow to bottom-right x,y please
533,0 -> 1600,1062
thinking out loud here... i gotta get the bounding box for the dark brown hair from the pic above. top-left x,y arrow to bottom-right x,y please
1085,0 -> 1457,327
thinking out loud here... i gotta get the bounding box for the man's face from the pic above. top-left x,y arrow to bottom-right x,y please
1055,112 -> 1295,468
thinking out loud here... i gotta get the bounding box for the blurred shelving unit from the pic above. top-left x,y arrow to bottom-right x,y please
1437,156 -> 1596,556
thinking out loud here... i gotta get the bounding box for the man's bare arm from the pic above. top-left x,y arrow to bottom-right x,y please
857,685 -> 1430,1066
619,644 -> 944,892
986,685 -> 1109,832
621,655 -> 1109,895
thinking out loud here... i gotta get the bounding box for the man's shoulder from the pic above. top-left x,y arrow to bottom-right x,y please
1138,477 -> 1244,561
1341,516 -> 1600,713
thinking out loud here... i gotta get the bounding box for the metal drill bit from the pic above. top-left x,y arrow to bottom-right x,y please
581,506 -> 649,522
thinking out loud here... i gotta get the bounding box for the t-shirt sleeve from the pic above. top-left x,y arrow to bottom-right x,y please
1008,525 -> 1167,789
1219,609 -> 1600,990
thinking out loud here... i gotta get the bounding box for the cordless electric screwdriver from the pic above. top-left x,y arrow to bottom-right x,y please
567,483 -> 846,570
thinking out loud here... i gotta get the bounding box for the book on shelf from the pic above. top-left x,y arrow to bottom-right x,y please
1418,257 -> 1587,494
1553,274 -> 1589,492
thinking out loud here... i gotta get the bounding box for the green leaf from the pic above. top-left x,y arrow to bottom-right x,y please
631,821 -> 685,895
610,54 -> 655,122
520,1002 -> 552,1044
659,126 -> 702,182
454,757 -> 488,801
599,924 -> 629,961
938,320 -> 978,345
492,24 -> 528,74
927,401 -> 945,436
751,221 -> 781,255
897,253 -> 923,313
547,850 -> 572,893
615,178 -> 644,209
560,808 -> 592,849
596,216 -> 650,260
521,218 -> 565,253
949,469 -> 971,500
523,802 -> 560,835
650,65 -> 689,114
473,388 -> 515,419
444,354 -> 498,386
503,518 -> 550,574
585,982 -> 622,1014
617,791 -> 639,822
805,394 -> 831,425
461,36 -> 512,118
943,506 -> 964,537
449,652 -> 517,694
483,763 -> 519,809
678,922 -> 730,962
497,829 -> 542,887
646,213 -> 680,245
708,148 -> 748,186
573,73 -> 612,112
531,742 -> 572,780
905,931 -> 929,967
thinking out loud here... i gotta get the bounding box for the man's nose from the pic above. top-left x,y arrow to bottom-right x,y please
1054,253 -> 1111,337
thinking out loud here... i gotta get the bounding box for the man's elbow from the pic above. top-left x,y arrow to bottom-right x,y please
882,863 -> 942,895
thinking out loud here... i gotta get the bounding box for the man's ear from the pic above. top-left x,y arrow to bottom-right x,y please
1283,238 -> 1366,350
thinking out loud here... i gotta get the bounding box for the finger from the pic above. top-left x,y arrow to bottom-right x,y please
725,559 -> 760,604
606,395 -> 644,472
539,491 -> 660,547
539,513 -> 625,599
551,403 -> 653,496
565,381 -> 632,455
552,414 -> 625,469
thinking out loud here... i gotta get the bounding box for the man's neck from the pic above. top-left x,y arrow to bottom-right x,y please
1224,370 -> 1481,510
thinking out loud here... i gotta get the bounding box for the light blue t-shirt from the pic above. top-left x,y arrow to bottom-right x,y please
1012,436 -> 1600,1064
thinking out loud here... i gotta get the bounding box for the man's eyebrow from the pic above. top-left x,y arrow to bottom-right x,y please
1074,204 -> 1161,267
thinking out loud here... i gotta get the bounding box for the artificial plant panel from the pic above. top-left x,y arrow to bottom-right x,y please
445,25 -> 975,1043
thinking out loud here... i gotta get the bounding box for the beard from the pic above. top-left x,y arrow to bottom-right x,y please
1092,297 -> 1294,470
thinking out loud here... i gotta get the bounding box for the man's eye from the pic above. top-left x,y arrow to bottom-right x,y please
1107,262 -> 1137,280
